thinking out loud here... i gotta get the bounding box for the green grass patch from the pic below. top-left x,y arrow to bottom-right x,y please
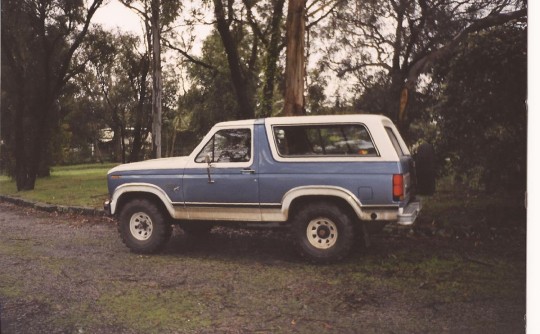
0,163 -> 117,208
418,178 -> 526,230
0,273 -> 24,298
346,249 -> 525,305
99,282 -> 212,333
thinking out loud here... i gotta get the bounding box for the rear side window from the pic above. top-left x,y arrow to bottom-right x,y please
273,124 -> 377,157
385,127 -> 406,157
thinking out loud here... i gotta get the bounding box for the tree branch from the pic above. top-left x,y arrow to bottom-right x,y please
119,0 -> 149,20
307,0 -> 340,29
405,8 -> 526,89
241,0 -> 269,46
162,39 -> 217,72
55,0 -> 104,95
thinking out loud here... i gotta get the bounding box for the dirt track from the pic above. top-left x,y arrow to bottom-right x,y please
0,202 -> 525,333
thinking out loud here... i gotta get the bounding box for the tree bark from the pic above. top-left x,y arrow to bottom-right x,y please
129,53 -> 150,162
261,0 -> 286,117
284,0 -> 306,116
151,0 -> 162,158
213,0 -> 255,120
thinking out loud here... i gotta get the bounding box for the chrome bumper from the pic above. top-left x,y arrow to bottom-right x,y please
397,201 -> 421,226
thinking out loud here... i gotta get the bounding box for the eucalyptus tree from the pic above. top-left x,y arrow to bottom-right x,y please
120,0 -> 182,158
170,0 -> 284,119
159,0 -> 338,120
181,31 -> 250,134
320,0 -> 526,130
254,0 -> 287,116
212,0 -> 258,120
283,0 -> 306,115
283,0 -> 344,115
209,0 -> 340,117
1,0 -> 103,190
80,29 -> 153,163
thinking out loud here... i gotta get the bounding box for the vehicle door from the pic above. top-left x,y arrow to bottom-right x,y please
182,126 -> 260,221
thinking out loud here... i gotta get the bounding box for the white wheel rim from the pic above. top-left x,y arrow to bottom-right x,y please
306,217 -> 338,249
129,212 -> 153,241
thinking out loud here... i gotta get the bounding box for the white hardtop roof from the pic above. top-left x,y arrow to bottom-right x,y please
213,114 -> 394,127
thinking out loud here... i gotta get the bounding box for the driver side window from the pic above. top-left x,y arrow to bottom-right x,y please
195,128 -> 251,163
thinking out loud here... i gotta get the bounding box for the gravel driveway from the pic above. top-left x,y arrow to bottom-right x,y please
0,202 -> 525,333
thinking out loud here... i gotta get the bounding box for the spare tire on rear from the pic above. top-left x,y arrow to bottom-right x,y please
415,143 -> 436,196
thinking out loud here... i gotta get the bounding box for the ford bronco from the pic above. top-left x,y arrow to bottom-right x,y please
104,114 -> 433,263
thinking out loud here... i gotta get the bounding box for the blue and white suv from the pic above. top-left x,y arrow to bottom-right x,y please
105,114 -> 433,263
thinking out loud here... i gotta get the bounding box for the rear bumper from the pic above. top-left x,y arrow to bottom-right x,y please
397,201 -> 421,226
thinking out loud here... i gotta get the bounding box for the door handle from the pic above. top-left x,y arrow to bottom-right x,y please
241,169 -> 256,174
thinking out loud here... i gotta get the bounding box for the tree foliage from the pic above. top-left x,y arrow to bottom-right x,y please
85,30 -> 153,163
120,0 -> 183,158
181,31 -> 249,135
1,0 -> 103,190
432,24 -> 526,191
320,0 -> 526,130
0,0 -> 528,196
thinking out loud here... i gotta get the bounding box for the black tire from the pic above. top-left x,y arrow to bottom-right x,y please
118,199 -> 172,254
415,143 -> 436,196
355,222 -> 371,249
180,221 -> 213,237
292,202 -> 355,264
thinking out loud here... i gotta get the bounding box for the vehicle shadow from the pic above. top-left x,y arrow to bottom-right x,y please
162,225 -> 301,264
161,225 -> 395,264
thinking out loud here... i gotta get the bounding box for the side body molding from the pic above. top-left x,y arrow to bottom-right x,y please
111,184 -> 390,223
110,183 -> 177,217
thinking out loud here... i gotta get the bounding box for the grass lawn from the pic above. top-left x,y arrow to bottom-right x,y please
0,163 -> 118,209
418,179 -> 526,232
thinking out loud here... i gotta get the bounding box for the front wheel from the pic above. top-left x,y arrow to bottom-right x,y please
118,199 -> 172,254
292,202 -> 355,263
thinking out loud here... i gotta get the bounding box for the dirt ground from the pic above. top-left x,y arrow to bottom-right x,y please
0,202 -> 525,333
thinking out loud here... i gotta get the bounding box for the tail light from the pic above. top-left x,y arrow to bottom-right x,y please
393,174 -> 404,201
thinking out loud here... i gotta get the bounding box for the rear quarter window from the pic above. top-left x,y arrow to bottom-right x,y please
385,127 -> 407,157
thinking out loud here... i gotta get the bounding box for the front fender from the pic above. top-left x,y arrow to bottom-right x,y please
110,183 -> 176,217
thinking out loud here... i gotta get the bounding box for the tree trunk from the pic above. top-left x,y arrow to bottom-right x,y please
93,137 -> 104,163
213,0 -> 255,120
151,0 -> 162,159
261,0 -> 286,117
13,89 -> 35,191
129,54 -> 150,162
390,71 -> 407,131
283,0 -> 306,116
169,129 -> 177,157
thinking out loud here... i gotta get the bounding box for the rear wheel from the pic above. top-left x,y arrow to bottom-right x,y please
118,199 -> 172,254
292,202 -> 355,263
